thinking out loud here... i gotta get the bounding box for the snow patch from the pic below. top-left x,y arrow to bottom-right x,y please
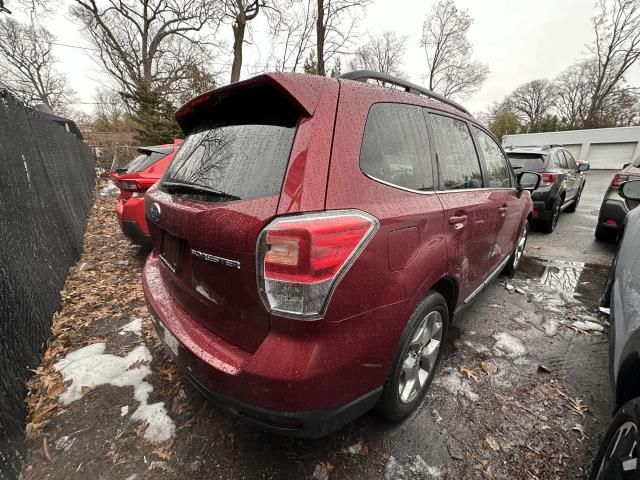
572,320 -> 604,333
434,368 -> 478,402
100,180 -> 120,197
493,332 -> 527,358
54,343 -> 175,443
120,318 -> 143,335
384,455 -> 443,480
542,317 -> 560,337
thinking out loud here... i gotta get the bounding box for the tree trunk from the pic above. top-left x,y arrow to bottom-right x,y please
230,18 -> 246,83
316,0 -> 325,76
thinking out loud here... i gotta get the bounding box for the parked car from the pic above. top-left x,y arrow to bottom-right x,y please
595,157 -> 640,242
142,71 -> 541,437
592,179 -> 640,479
111,139 -> 182,246
505,145 -> 589,233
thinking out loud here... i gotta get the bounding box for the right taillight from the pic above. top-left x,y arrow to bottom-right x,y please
612,173 -> 639,187
257,210 -> 379,319
540,172 -> 558,186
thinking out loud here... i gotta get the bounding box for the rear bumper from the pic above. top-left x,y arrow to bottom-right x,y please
598,199 -> 628,232
152,316 -> 381,437
117,197 -> 151,246
142,254 -> 395,437
532,199 -> 555,220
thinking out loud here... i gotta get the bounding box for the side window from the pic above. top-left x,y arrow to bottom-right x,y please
360,103 -> 433,191
564,150 -> 577,169
472,126 -> 512,188
557,151 -> 568,169
429,114 -> 483,190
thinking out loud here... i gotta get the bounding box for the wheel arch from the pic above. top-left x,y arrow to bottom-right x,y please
616,352 -> 640,408
430,276 -> 459,318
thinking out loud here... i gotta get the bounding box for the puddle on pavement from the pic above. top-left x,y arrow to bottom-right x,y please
512,256 -> 611,307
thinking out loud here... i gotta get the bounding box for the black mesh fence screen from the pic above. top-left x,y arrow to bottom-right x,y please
0,92 -> 95,479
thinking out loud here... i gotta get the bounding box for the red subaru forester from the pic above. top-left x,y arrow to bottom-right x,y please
142,71 -> 540,437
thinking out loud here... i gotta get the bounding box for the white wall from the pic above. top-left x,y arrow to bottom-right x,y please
502,126 -> 640,169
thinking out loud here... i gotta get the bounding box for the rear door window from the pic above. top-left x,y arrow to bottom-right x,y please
429,113 -> 483,190
163,123 -> 296,201
360,103 -> 433,191
472,126 -> 512,188
556,151 -> 568,169
563,150 -> 577,169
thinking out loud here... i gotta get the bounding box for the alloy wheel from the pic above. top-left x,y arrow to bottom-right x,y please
596,421 -> 638,479
552,200 -> 561,229
398,311 -> 443,404
513,223 -> 528,270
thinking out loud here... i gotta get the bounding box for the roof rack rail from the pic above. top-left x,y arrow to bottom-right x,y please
339,70 -> 470,115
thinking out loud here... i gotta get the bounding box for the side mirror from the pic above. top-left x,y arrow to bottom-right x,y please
517,171 -> 541,192
623,163 -> 631,169
577,162 -> 590,172
619,180 -> 640,201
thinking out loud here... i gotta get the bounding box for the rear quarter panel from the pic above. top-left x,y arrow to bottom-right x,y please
326,81 -> 447,336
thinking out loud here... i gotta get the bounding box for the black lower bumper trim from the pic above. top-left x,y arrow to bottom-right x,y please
120,220 -> 152,247
598,199 -> 627,231
180,361 -> 382,438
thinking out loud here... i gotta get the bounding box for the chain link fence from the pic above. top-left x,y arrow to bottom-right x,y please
0,91 -> 95,479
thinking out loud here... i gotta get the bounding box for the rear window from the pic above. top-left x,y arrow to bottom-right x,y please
360,103 -> 433,191
125,149 -> 170,173
162,123 -> 296,201
507,154 -> 546,171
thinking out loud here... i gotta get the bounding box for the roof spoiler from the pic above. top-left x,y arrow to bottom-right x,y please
175,73 -> 330,132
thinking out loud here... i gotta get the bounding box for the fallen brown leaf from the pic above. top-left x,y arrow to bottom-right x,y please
459,365 -> 479,381
572,423 -> 588,441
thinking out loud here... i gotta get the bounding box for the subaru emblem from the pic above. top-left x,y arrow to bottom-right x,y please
149,202 -> 161,223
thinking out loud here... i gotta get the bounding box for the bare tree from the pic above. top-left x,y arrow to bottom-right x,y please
504,79 -> 557,129
585,0 -> 640,126
420,0 -> 489,99
554,60 -> 595,129
223,0 -> 269,83
349,31 -> 407,76
267,0 -> 315,72
315,0 -> 369,76
70,0 -> 221,98
0,17 -> 73,113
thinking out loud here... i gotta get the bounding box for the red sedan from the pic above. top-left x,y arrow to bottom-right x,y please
111,139 -> 182,246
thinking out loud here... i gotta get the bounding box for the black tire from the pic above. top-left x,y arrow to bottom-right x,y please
566,185 -> 583,213
503,220 -> 529,275
375,292 -> 449,421
540,195 -> 563,233
589,397 -> 640,480
595,224 -> 617,243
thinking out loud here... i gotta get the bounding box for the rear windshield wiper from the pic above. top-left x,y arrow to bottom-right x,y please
162,181 -> 240,200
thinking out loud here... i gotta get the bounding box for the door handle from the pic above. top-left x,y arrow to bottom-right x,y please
498,205 -> 507,217
449,215 -> 468,230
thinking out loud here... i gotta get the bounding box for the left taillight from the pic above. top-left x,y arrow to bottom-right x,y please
115,180 -> 154,196
540,172 -> 558,186
256,210 -> 379,319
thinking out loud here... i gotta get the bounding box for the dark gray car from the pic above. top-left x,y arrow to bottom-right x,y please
505,145 -> 589,233
592,179 -> 640,479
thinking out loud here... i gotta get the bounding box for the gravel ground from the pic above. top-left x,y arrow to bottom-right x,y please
21,172 -> 617,480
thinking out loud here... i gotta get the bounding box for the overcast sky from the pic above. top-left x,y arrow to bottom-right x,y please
22,0 -> 640,116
